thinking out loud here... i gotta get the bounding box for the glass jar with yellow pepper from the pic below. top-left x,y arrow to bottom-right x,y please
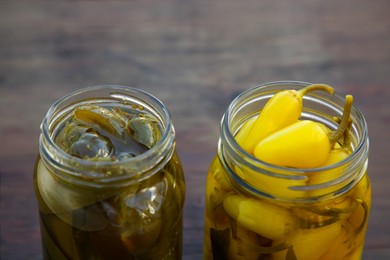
203,81 -> 370,259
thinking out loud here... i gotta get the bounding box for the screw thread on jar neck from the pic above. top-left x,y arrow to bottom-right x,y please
219,81 -> 369,202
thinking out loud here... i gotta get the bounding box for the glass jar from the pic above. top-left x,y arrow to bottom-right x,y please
203,81 -> 370,259
34,85 -> 185,260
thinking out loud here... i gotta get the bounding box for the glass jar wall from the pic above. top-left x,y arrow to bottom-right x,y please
203,81 -> 370,259
34,86 -> 185,260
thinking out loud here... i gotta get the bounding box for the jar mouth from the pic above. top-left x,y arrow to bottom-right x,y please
40,85 -> 174,185
220,81 -> 369,199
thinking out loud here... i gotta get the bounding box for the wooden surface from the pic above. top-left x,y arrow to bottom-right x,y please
1,0 -> 390,259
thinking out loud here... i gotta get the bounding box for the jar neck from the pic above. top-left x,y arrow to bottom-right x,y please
219,81 -> 369,202
39,85 -> 175,188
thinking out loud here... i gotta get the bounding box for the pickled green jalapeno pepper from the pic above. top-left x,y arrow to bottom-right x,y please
204,81 -> 370,260
56,105 -> 161,160
35,86 -> 185,260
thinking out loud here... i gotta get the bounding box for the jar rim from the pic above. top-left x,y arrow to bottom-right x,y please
220,81 -> 369,200
223,80 -> 368,173
40,85 -> 175,184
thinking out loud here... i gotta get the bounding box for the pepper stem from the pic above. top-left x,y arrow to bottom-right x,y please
298,84 -> 335,97
342,119 -> 353,152
329,95 -> 354,145
332,116 -> 353,151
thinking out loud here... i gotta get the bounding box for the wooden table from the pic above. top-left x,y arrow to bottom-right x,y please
1,0 -> 389,259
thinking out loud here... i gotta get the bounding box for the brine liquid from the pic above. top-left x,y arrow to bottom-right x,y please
34,153 -> 185,260
203,157 -> 371,260
39,210 -> 182,260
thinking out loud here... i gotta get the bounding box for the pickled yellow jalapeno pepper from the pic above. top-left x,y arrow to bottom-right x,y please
240,84 -> 334,153
253,95 -> 353,168
203,82 -> 370,260
223,195 -> 297,240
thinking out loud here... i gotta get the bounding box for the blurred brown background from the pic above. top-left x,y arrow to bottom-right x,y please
1,0 -> 389,259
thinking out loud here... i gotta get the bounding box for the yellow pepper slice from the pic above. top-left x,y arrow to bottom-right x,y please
254,120 -> 332,168
254,95 -> 353,168
223,194 -> 297,240
317,225 -> 352,260
235,117 -> 256,146
352,174 -> 371,206
241,84 -> 334,153
319,198 -> 369,260
234,164 -> 307,199
272,221 -> 342,260
228,223 -> 290,259
308,148 -> 350,197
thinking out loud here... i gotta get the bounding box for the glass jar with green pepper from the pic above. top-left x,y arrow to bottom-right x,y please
203,81 -> 370,259
35,85 -> 185,259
